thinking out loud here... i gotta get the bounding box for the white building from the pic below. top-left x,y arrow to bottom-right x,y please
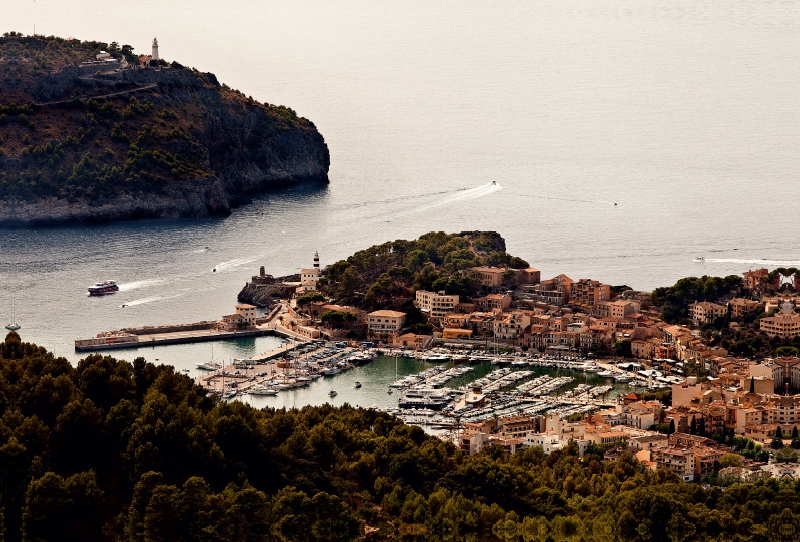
151,38 -> 159,61
415,290 -> 459,322
367,310 -> 406,334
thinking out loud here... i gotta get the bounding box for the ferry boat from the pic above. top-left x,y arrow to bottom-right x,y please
88,280 -> 119,295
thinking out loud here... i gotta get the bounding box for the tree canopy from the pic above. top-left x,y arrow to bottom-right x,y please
1,331 -> 800,541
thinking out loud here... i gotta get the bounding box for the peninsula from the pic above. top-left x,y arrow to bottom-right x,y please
0,33 -> 329,225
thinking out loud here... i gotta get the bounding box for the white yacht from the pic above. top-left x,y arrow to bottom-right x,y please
249,386 -> 278,396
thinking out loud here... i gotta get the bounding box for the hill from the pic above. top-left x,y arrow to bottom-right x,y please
0,33 -> 329,225
238,230 -> 530,314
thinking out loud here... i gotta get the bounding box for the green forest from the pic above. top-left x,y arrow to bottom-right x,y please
2,332 -> 800,541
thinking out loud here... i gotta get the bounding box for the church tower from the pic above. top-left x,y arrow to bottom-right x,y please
313,251 -> 320,270
151,38 -> 160,61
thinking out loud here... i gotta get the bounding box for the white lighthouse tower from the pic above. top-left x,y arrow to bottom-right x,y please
151,38 -> 159,61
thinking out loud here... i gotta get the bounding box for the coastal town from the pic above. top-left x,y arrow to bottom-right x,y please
74,239 -> 800,485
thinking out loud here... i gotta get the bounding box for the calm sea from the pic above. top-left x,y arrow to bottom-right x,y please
2,0 -> 800,372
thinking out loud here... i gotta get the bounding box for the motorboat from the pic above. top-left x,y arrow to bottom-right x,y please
597,370 -> 615,378
329,390 -> 337,397
354,381 -> 362,388
693,257 -> 705,263
322,366 -> 341,376
387,388 -> 393,394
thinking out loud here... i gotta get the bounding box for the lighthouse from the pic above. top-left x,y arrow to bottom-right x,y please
313,250 -> 320,270
151,38 -> 159,61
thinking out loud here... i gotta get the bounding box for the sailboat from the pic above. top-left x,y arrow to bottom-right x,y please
5,298 -> 20,331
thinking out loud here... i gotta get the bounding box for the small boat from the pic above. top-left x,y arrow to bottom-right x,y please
88,280 -> 119,295
387,388 -> 393,394
212,268 -> 217,273
329,390 -> 337,397
354,381 -> 362,388
693,257 -> 705,263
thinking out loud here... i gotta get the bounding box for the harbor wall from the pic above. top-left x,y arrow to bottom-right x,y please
75,327 -> 278,352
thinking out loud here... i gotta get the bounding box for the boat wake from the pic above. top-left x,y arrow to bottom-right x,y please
413,182 -> 502,213
704,258 -> 800,267
117,279 -> 166,292
212,257 -> 259,273
121,293 -> 183,307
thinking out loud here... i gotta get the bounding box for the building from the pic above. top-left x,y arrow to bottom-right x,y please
522,268 -> 541,284
442,328 -> 473,339
367,310 -> 406,334
151,37 -> 159,61
569,279 -> 610,310
474,294 -> 512,312
689,301 -> 727,325
469,266 -> 506,290
493,311 -> 531,342
597,300 -> 640,319
743,268 -> 769,293
415,290 -> 459,322
532,274 -> 573,305
220,304 -> 258,331
728,298 -> 762,319
760,313 -> 800,339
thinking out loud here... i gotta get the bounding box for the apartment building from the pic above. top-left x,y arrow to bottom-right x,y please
493,311 -> 531,341
760,313 -> 800,339
597,300 -> 640,318
474,294 -> 512,311
689,301 -> 727,324
367,310 -> 406,334
570,279 -> 611,310
728,298 -> 762,318
415,290 -> 459,322
743,268 -> 769,292
532,274 -> 573,305
468,266 -> 506,289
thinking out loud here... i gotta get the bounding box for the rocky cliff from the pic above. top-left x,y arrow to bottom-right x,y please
237,274 -> 300,308
0,34 -> 329,225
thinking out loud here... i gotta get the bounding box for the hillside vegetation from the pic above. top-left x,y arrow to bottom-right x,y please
0,33 -> 329,224
0,332 -> 800,541
317,231 -> 528,311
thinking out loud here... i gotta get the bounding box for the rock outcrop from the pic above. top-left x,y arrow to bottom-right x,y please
237,274 -> 300,308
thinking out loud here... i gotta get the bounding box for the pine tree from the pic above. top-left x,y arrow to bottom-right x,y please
750,377 -> 755,394
690,416 -> 697,435
668,419 -> 675,435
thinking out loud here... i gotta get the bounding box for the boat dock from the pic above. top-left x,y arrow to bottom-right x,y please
74,326 -> 277,351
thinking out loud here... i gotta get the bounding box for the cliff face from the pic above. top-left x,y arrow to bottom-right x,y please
0,35 -> 329,225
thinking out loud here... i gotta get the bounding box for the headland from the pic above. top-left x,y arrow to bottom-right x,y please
0,33 -> 329,225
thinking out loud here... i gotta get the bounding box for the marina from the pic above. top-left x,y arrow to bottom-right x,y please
206,345 -> 670,433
